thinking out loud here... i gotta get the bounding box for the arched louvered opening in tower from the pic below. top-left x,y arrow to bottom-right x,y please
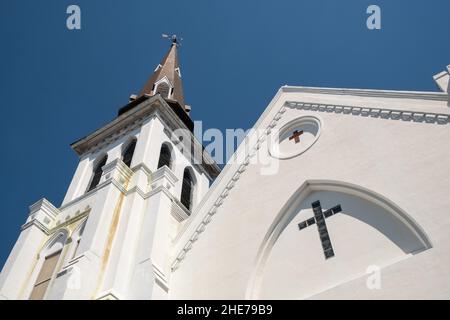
87,155 -> 107,192
157,143 -> 173,169
122,139 -> 137,168
181,168 -> 195,212
156,82 -> 170,99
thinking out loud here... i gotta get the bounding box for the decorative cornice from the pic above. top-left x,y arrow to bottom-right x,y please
80,118 -> 145,157
21,219 -> 50,234
71,95 -> 220,179
23,198 -> 61,234
286,101 -> 450,125
57,167 -> 175,230
151,165 -> 178,186
131,162 -> 152,177
29,198 -> 60,218
281,85 -> 450,102
145,184 -> 174,200
70,96 -> 163,155
102,158 -> 134,182
21,208 -> 89,236
109,178 -> 128,194
60,162 -> 152,212
126,186 -> 147,199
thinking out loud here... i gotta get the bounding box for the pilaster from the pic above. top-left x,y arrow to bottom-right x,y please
97,163 -> 153,299
50,158 -> 133,299
128,166 -> 179,299
0,198 -> 59,299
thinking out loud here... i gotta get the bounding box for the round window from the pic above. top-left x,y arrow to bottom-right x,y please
269,116 -> 322,159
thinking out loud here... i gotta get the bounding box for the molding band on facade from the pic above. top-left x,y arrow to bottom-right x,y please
286,101 -> 450,125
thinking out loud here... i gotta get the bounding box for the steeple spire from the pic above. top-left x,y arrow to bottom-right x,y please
139,34 -> 186,111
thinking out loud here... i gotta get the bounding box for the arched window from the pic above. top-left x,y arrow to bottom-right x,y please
156,82 -> 170,98
29,231 -> 67,300
181,168 -> 195,211
122,139 -> 137,168
87,155 -> 107,192
157,143 -> 172,169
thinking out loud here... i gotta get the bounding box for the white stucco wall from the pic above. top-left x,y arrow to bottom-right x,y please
169,87 -> 450,299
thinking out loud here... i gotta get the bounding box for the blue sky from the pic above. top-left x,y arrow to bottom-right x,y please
0,0 -> 449,269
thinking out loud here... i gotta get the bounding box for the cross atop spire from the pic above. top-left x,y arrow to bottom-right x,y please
138,34 -> 186,112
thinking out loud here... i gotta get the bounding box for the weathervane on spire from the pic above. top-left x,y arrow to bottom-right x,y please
162,33 -> 183,46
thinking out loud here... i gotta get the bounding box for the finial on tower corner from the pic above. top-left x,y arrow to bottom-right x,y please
433,65 -> 450,94
162,33 -> 183,47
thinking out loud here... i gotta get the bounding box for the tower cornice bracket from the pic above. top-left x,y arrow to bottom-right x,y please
151,165 -> 178,191
433,65 -> 450,93
102,158 -> 134,188
22,198 -> 60,233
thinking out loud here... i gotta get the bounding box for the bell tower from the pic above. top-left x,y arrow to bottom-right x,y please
0,37 -> 220,300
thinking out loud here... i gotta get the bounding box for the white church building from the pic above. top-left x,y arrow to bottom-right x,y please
1,37 -> 450,300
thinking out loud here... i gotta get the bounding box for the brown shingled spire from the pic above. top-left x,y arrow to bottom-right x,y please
139,35 -> 186,111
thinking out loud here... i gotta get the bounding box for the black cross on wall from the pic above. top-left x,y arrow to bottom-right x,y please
298,201 -> 342,259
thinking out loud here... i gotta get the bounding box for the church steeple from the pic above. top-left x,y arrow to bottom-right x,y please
139,35 -> 186,111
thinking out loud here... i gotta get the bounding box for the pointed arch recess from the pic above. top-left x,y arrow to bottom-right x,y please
39,228 -> 69,259
245,179 -> 432,299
